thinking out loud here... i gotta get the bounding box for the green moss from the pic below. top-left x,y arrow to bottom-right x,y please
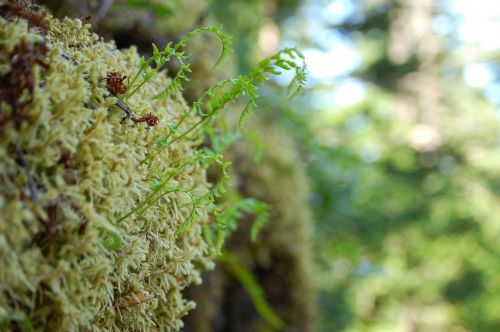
0,3 -> 309,329
41,0 -> 210,36
39,0 -> 226,102
0,15 -> 212,331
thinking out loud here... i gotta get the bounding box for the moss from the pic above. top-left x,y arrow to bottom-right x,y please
39,0 -> 210,49
39,0 -> 235,104
0,5 -> 312,330
0,14 -> 213,331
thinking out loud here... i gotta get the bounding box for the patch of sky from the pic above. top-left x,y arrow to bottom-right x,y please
322,0 -> 356,25
356,259 -> 385,277
448,0 -> 500,51
463,63 -> 495,88
281,0 -> 500,107
309,79 -> 365,110
484,83 -> 500,106
432,14 -> 453,36
277,0 -> 361,88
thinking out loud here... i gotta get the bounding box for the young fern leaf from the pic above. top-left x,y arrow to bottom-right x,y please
116,150 -> 230,246
136,33 -> 306,169
250,201 -> 270,242
239,98 -> 258,128
193,157 -> 231,209
236,47 -> 307,127
219,253 -> 284,330
153,57 -> 191,99
202,224 -> 216,248
178,26 -> 233,70
174,190 -> 198,235
101,225 -> 124,251
215,210 -> 228,254
123,43 -> 175,99
173,46 -> 307,131
115,151 -> 213,224
127,26 -> 232,100
212,198 -> 270,253
116,27 -> 305,253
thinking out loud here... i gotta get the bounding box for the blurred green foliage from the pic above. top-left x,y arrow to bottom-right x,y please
309,92 -> 500,331
211,0 -> 262,73
273,1 -> 500,331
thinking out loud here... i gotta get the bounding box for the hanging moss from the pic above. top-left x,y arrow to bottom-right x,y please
0,13 -> 213,331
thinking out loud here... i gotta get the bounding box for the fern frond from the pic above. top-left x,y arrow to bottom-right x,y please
101,225 -> 123,251
117,29 -> 306,252
210,198 -> 270,253
215,213 -> 228,254
219,253 -> 284,330
175,190 -> 198,235
153,58 -> 191,99
250,202 -> 270,242
178,26 -> 233,70
239,98 -> 257,128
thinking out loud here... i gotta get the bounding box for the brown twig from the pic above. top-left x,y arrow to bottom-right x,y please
114,96 -> 138,123
59,53 -> 141,123
57,35 -> 160,128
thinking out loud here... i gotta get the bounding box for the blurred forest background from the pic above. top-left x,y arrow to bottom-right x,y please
41,0 -> 500,331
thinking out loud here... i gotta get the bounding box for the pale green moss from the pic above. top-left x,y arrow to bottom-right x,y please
40,0 -> 236,102
41,0 -> 210,40
0,15 -> 213,331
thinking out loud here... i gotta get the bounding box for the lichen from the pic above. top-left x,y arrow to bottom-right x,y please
0,14 -> 213,331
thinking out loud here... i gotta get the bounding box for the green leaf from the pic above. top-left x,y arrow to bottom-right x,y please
250,202 -> 270,242
124,0 -> 173,16
219,253 -> 284,330
101,226 -> 123,251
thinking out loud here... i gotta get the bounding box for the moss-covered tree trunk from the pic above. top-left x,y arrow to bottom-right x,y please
184,116 -> 316,332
